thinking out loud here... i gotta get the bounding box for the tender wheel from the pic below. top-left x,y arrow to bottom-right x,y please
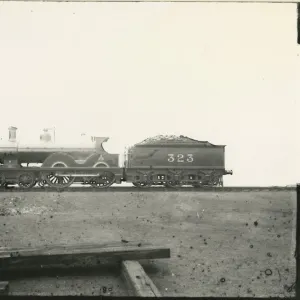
132,181 -> 151,188
192,182 -> 202,188
89,171 -> 115,188
44,162 -> 75,188
164,171 -> 183,188
164,181 -> 182,188
132,172 -> 153,188
18,172 -> 36,189
205,172 -> 221,187
164,171 -> 184,188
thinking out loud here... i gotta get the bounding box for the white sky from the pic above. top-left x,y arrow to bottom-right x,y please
0,2 -> 299,186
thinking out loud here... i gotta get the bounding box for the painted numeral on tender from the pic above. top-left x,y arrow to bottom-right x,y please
167,154 -> 175,162
177,154 -> 184,162
167,154 -> 194,163
187,154 -> 194,162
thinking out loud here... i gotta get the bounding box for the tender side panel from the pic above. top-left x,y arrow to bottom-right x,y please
128,145 -> 225,168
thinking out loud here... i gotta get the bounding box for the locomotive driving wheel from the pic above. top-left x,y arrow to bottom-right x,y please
44,162 -> 75,188
89,171 -> 115,188
18,172 -> 36,189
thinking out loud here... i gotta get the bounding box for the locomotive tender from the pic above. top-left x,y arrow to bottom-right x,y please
0,127 -> 232,189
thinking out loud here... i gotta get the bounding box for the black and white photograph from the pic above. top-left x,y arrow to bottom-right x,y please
0,0 -> 299,297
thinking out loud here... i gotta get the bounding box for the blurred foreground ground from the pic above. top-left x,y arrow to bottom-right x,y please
0,190 -> 296,297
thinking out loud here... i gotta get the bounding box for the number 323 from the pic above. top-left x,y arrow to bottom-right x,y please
168,154 -> 194,163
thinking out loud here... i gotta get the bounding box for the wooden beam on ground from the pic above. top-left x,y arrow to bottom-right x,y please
122,260 -> 161,297
0,241 -> 170,269
0,281 -> 9,294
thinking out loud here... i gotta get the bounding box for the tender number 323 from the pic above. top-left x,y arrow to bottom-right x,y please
167,154 -> 194,163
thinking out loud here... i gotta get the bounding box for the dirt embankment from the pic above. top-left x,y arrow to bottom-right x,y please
0,190 -> 296,297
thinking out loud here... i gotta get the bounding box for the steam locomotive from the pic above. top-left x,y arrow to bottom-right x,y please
0,127 -> 232,189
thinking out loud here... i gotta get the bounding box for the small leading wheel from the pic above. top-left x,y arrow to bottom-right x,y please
38,180 -> 47,187
18,172 -> 36,189
89,171 -> 115,188
44,162 -> 75,188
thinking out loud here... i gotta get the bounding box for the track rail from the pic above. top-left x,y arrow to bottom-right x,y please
0,186 -> 296,193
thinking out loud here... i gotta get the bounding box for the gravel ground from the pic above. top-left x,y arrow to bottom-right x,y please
0,190 -> 296,297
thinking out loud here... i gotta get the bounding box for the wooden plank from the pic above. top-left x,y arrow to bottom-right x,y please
0,241 -> 170,269
0,281 -> 9,294
0,241 -> 153,254
122,260 -> 161,297
0,242 -> 170,258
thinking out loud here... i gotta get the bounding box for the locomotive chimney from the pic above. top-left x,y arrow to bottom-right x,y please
8,126 -> 17,142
